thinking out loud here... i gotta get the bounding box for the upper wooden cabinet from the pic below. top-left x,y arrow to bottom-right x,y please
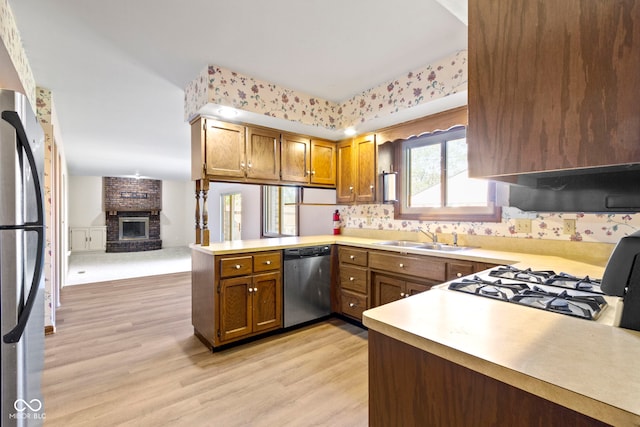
245,126 -> 280,181
191,117 -> 335,187
337,134 -> 377,203
281,134 -> 336,186
468,0 -> 640,178
191,118 -> 245,179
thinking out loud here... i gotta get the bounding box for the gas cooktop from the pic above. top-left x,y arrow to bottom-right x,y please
448,265 -> 607,321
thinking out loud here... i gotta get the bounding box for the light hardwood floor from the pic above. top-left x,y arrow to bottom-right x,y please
43,272 -> 369,426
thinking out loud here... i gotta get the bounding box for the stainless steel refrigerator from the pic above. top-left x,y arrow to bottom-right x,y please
0,90 -> 46,426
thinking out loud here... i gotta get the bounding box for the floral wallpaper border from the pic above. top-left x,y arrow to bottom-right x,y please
0,0 -> 36,108
184,50 -> 467,133
36,87 -> 54,328
339,204 -> 639,245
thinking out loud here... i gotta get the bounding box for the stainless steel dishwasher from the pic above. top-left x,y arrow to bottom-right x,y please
283,245 -> 332,327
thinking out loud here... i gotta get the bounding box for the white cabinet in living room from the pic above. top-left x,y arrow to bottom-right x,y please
70,227 -> 106,252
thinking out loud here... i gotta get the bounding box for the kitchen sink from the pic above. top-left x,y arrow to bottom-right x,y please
375,241 -> 471,252
375,240 -> 425,248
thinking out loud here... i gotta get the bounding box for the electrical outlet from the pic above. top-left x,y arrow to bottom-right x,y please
563,219 -> 576,235
515,219 -> 532,234
366,216 -> 372,225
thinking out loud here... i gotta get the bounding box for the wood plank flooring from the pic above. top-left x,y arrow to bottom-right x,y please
43,272 -> 369,426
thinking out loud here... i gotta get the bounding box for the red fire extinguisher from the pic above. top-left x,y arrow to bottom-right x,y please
333,210 -> 341,235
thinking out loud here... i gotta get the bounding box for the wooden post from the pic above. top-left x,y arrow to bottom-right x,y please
194,180 -> 201,245
202,178 -> 210,246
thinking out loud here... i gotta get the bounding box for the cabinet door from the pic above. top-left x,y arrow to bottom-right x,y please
246,126 -> 280,180
310,139 -> 336,186
219,276 -> 252,342
281,133 -> 310,183
70,228 -> 89,252
468,0 -> 640,178
336,139 -> 355,203
88,227 -> 106,251
204,119 -> 246,178
252,272 -> 282,333
405,281 -> 432,297
354,134 -> 376,203
374,274 -> 405,306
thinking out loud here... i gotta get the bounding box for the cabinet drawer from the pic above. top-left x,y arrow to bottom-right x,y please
339,247 -> 368,267
220,256 -> 253,278
369,251 -> 445,282
446,261 -> 475,281
253,251 -> 281,273
340,265 -> 368,294
341,290 -> 367,321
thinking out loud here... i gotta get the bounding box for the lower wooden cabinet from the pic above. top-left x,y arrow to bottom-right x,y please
374,274 -> 433,306
192,249 -> 282,349
219,272 -> 281,342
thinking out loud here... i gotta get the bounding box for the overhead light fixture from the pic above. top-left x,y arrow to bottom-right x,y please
344,127 -> 356,136
217,107 -> 239,119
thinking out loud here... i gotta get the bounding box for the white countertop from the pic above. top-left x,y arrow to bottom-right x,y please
363,286 -> 640,426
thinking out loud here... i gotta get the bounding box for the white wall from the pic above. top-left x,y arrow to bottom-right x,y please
299,188 -> 336,236
68,176 -> 104,227
68,176 -> 194,247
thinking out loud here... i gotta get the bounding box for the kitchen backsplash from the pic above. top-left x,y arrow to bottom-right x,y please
339,204 -> 639,245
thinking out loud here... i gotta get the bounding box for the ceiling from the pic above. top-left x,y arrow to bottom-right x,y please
9,0 -> 467,181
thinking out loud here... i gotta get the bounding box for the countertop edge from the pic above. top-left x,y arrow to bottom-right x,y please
363,306 -> 640,427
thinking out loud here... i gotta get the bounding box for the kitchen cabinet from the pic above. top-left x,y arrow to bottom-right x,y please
337,247 -> 369,321
281,134 -> 336,186
191,249 -> 282,348
374,274 -> 432,306
191,117 -> 246,179
191,118 -> 280,181
468,0 -> 640,178
336,134 -> 376,203
70,227 -> 106,252
245,126 -> 280,181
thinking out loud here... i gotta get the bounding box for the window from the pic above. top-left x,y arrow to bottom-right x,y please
221,192 -> 242,241
262,186 -> 299,237
397,127 -> 500,221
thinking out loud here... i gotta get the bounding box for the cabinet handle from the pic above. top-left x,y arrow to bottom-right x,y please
456,272 -> 463,278
240,162 -> 245,169
349,277 -> 355,281
248,288 -> 253,293
264,260 -> 271,265
399,263 -> 404,268
370,184 -> 374,190
235,264 -> 242,269
349,255 -> 355,260
349,302 -> 358,308
253,287 -> 258,292
349,186 -> 354,192
247,162 -> 252,169
306,170 -> 311,175
400,292 -> 405,297
311,170 -> 316,175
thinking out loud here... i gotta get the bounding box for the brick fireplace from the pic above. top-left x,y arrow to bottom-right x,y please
103,177 -> 162,252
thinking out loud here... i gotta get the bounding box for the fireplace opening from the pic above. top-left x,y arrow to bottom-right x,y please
119,217 -> 149,240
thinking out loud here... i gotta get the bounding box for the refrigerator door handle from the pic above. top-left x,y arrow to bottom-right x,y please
1,110 -> 46,344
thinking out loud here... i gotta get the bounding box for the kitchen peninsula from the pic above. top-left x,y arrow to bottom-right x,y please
363,280 -> 640,427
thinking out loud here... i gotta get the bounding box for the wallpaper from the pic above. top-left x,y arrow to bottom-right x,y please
184,50 -> 467,132
36,87 -> 54,328
340,204 -> 640,245
0,0 -> 36,107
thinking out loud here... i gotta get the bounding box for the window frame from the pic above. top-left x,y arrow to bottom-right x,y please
261,185 -> 300,238
394,127 -> 501,222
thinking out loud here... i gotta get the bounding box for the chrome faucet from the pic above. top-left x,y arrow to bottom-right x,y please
452,231 -> 458,246
416,227 -> 437,243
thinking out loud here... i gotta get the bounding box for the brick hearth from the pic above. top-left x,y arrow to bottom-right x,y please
103,177 -> 162,253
